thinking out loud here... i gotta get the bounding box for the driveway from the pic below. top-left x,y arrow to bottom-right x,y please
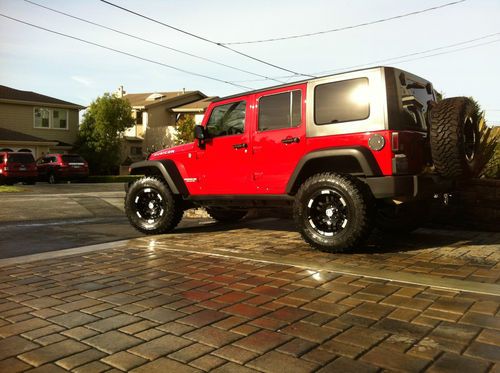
0,183 -> 499,371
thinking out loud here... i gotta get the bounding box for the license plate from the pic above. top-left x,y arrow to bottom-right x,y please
19,167 -> 26,171
72,165 -> 81,168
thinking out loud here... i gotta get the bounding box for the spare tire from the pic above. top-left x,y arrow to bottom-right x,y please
430,97 -> 480,179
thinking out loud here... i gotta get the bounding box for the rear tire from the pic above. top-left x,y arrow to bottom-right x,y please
293,172 -> 374,253
125,176 -> 184,234
206,207 -> 247,223
430,97 -> 480,179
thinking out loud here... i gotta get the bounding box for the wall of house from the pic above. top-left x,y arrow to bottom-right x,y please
143,105 -> 177,152
0,103 -> 79,145
0,143 -> 50,158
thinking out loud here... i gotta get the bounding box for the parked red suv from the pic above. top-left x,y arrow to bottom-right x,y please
125,66 -> 479,252
37,154 -> 89,184
0,151 -> 38,185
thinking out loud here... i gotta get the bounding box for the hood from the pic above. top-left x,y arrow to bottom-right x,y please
149,143 -> 194,160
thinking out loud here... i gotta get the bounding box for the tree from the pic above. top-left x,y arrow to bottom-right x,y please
174,114 -> 196,145
74,93 -> 134,175
468,98 -> 500,179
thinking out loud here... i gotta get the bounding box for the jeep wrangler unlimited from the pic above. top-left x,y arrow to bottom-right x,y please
125,66 -> 479,252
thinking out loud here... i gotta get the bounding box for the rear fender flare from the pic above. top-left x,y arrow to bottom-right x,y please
286,147 -> 382,194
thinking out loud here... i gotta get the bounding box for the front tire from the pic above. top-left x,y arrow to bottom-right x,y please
125,176 -> 184,234
293,173 -> 374,253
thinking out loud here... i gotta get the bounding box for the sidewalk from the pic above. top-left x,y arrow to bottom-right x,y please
0,235 -> 499,372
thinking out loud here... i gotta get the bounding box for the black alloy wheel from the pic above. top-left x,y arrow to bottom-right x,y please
306,188 -> 349,237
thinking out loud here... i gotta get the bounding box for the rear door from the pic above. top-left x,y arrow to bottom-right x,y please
252,84 -> 306,194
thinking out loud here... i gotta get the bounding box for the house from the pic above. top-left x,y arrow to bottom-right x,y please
116,87 -> 207,162
171,96 -> 218,125
0,85 -> 84,158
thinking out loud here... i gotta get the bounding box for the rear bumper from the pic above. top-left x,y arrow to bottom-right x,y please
364,175 -> 453,199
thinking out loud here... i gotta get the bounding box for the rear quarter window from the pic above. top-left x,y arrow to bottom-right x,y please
314,78 -> 370,125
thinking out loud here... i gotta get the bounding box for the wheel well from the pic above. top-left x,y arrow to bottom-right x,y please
130,166 -> 163,178
288,156 -> 364,195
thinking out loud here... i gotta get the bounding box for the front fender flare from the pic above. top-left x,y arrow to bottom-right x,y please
129,160 -> 188,196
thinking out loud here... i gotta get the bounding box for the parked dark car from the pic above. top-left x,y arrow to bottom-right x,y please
0,151 -> 38,185
37,154 -> 89,184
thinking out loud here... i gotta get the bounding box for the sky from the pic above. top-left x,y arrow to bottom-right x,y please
0,0 -> 499,124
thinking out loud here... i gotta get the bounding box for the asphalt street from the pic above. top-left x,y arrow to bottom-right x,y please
0,183 -> 209,259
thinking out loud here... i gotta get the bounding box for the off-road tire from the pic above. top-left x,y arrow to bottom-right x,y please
206,207 -> 247,222
376,200 -> 428,234
125,176 -> 184,234
430,97 -> 480,179
293,172 -> 374,253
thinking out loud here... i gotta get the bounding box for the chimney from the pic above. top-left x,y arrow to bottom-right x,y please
116,85 -> 126,98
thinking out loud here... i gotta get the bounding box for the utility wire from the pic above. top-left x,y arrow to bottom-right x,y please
0,14 -> 254,90
230,32 -> 500,83
222,0 -> 467,45
99,0 -> 314,78
314,31 -> 500,76
23,0 -> 284,84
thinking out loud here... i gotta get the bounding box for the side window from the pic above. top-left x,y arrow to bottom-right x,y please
258,90 -> 302,131
314,78 -> 370,125
206,101 -> 246,138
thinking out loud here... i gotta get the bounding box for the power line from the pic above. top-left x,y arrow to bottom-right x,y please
0,13 -> 254,90
230,32 -> 500,83
314,31 -> 500,76
23,0 -> 284,84
222,0 -> 467,45
99,0 -> 314,78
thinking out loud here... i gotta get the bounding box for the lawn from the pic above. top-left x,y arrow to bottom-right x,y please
0,185 -> 25,193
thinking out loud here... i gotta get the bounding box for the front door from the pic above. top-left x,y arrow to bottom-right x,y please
195,98 -> 253,195
252,85 -> 306,194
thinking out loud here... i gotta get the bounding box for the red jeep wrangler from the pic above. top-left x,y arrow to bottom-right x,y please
125,66 -> 479,252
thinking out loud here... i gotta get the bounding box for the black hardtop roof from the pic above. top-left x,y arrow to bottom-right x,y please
213,66 -> 429,103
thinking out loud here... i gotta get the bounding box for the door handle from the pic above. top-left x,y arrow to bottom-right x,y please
232,143 -> 248,149
281,137 -> 300,144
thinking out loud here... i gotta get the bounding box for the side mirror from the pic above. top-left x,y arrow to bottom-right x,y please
194,125 -> 207,149
194,125 -> 205,140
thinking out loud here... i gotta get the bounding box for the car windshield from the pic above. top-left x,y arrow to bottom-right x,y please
62,155 -> 85,163
7,153 -> 35,163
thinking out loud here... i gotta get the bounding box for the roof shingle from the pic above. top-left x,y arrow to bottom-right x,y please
0,85 -> 83,108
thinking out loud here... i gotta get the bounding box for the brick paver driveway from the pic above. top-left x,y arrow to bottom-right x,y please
0,217 -> 499,372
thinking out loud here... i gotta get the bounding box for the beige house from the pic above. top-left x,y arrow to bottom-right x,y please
116,87 -> 207,163
172,96 -> 218,124
0,85 -> 84,158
